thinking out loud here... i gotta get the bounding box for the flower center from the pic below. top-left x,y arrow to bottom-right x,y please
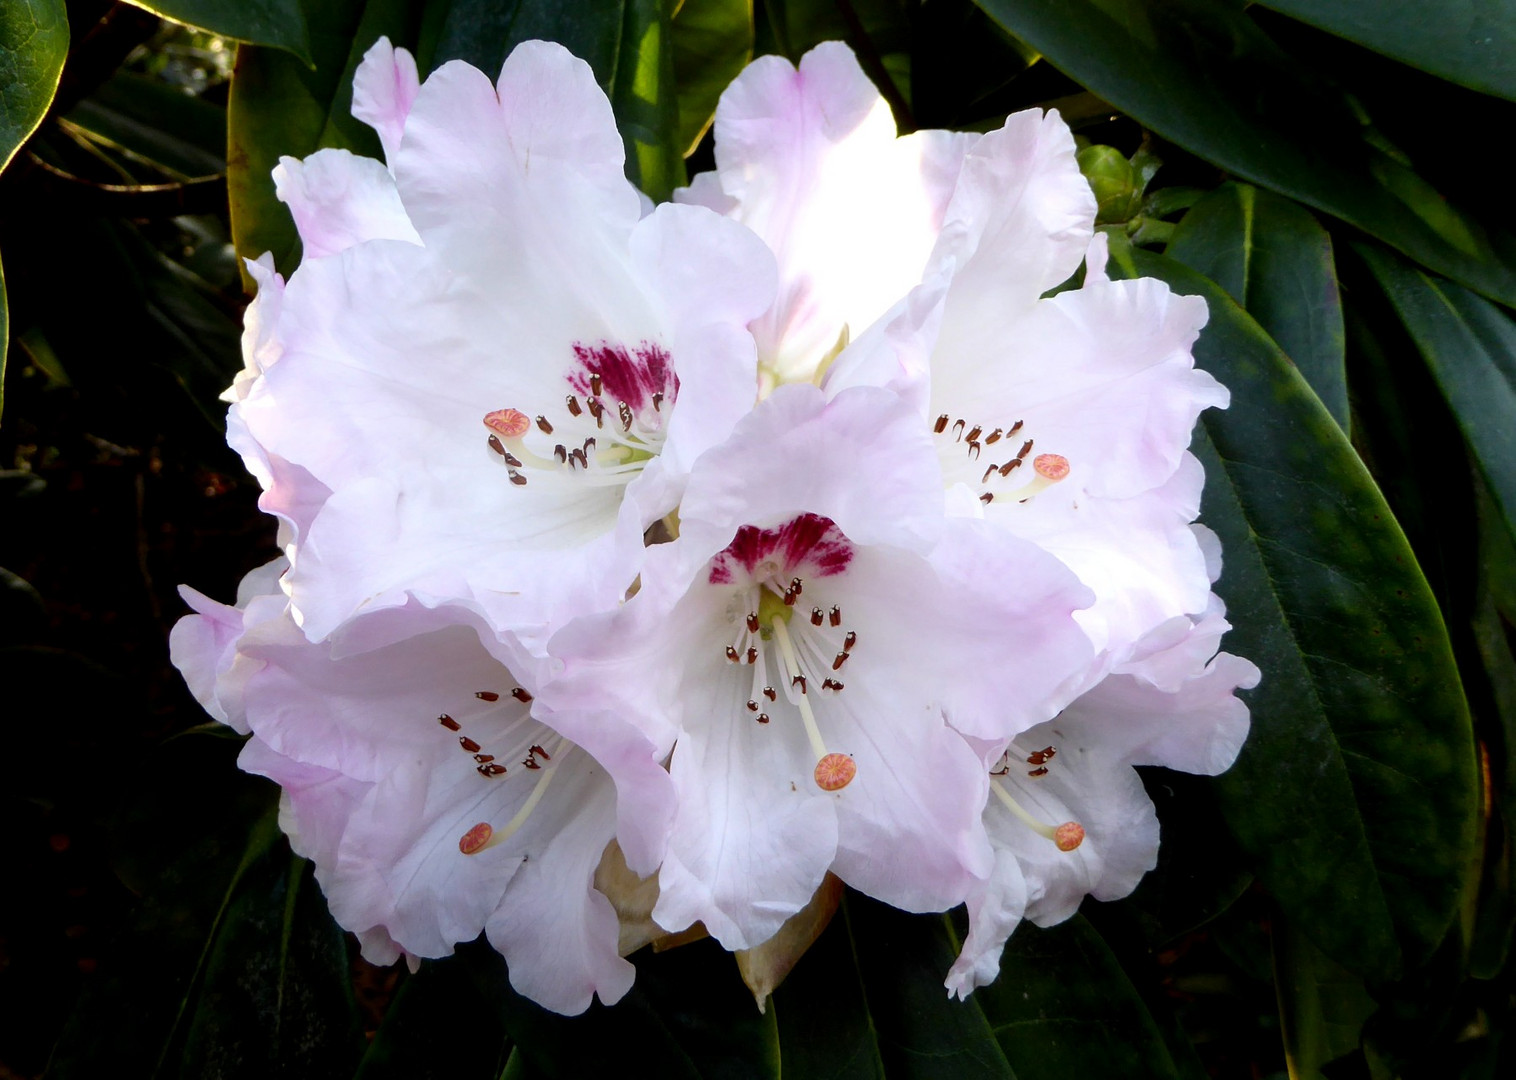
987,741 -> 1084,852
480,340 -> 676,490
435,685 -> 576,856
931,412 -> 1070,505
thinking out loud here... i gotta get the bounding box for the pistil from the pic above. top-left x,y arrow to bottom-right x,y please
990,777 -> 1084,851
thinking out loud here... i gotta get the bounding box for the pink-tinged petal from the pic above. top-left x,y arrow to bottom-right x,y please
223,254 -> 285,404
351,36 -> 420,167
272,149 -> 421,258
677,384 -> 945,556
394,43 -> 641,282
240,735 -> 366,870
944,848 -> 1027,999
927,108 -> 1095,306
679,43 -> 975,385
169,558 -> 289,733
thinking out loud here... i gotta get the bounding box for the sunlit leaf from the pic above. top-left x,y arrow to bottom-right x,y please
1253,1 -> 1516,104
1103,246 -> 1479,982
1167,182 -> 1348,432
972,0 -> 1516,307
66,71 -> 227,179
0,0 -> 67,174
126,0 -> 313,63
671,0 -> 752,156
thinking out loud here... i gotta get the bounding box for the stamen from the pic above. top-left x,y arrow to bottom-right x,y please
770,618 -> 854,791
476,691 -> 500,702
810,607 -> 824,626
843,631 -> 856,651
461,744 -> 569,855
536,415 -> 554,435
566,395 -> 582,417
511,688 -> 533,703
934,414 -> 950,434
483,409 -> 531,439
459,736 -> 481,753
991,778 -> 1083,851
828,606 -> 841,627
747,612 -> 761,634
1016,453 -> 1071,502
438,713 -> 460,731
726,646 -> 741,663
459,822 -> 494,854
814,753 -> 857,792
477,762 -> 507,777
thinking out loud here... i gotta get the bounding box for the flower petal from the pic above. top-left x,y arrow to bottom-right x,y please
351,36 -> 420,167
272,148 -> 421,258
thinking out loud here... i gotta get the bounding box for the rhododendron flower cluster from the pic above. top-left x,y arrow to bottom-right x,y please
172,36 -> 1257,1016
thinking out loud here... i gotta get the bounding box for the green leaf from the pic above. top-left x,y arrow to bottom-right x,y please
1273,916 -> 1380,1080
65,71 -> 227,179
671,0 -> 752,156
126,0 -> 313,63
975,913 -> 1183,1080
467,934 -> 778,1079
0,0 -> 68,175
841,895 -> 1015,1079
357,954 -> 512,1080
427,0 -> 683,201
228,0 -> 420,279
970,0 -> 1516,308
1252,1 -> 1516,104
1167,183 -> 1348,433
1353,244 -> 1516,565
1,251 -> 8,423
1104,248 -> 1479,982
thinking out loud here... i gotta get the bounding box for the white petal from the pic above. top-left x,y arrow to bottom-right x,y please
351,36 -> 420,167
272,149 -> 421,258
945,848 -> 1028,999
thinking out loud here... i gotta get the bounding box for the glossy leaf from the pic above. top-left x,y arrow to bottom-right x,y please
975,913 -> 1184,1080
0,0 -> 68,174
1104,246 -> 1479,982
1253,1 -> 1516,104
228,0 -> 417,279
66,71 -> 227,179
1354,244 -> 1516,563
1167,182 -> 1348,432
842,895 -> 1014,1079
671,0 -> 752,156
425,0 -> 683,201
126,0 -> 313,62
356,954 -> 511,1080
971,0 -> 1516,307
1273,916 -> 1379,1080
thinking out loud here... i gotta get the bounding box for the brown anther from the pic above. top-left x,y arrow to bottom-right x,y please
982,464 -> 999,485
746,646 -> 758,664
1026,746 -> 1056,765
459,736 -> 482,753
1008,420 -> 1023,435
523,758 -> 542,771
618,402 -> 633,431
590,373 -> 603,396
843,631 -> 856,651
966,425 -> 982,442
952,418 -> 966,440
459,822 -> 493,854
536,415 -> 554,435
792,675 -> 807,694
756,713 -> 770,724
999,459 -> 1022,477
810,607 -> 824,626
570,448 -> 589,469
488,434 -> 506,457
828,606 -> 842,627
980,493 -> 995,504
508,471 -> 527,486
503,451 -> 523,468
985,428 -> 1002,444
438,713 -> 460,731
554,444 -> 567,463
746,612 -> 760,633
790,578 -> 803,595
652,392 -> 664,412
566,395 -> 583,416
1027,766 -> 1049,777
511,687 -> 533,703
814,753 -> 857,791
476,691 -> 501,702
474,753 -> 495,763
529,744 -> 551,761
822,678 -> 843,691
747,700 -> 759,712
967,440 -> 981,460
482,763 -> 507,776
783,589 -> 797,607
832,652 -> 849,671
1017,439 -> 1034,459
934,413 -> 950,434
726,646 -> 741,663
763,686 -> 777,701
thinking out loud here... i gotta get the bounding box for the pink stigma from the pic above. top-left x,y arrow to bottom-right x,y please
483,409 -> 531,439
1054,821 -> 1085,852
1034,454 -> 1070,481
458,822 -> 494,855
814,753 -> 857,792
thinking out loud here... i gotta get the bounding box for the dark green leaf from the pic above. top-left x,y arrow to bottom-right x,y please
1272,915 -> 1379,1080
1104,248 -> 1479,982
971,0 -> 1516,308
976,913 -> 1182,1080
1253,1 -> 1516,104
428,0 -> 682,201
1353,244 -> 1516,565
228,0 -> 420,278
672,0 -> 752,156
1167,183 -> 1348,432
770,898 -> 885,1080
66,71 -> 227,178
841,894 -> 1014,1079
761,0 -> 912,122
1,251 -> 8,423
126,0 -> 313,63
0,0 -> 68,174
357,954 -> 512,1080
468,934 -> 778,1079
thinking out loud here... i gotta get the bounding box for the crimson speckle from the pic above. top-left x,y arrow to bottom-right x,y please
707,513 -> 854,584
568,341 -> 677,414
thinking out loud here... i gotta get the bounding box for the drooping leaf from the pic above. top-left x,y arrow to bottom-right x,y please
227,0 -> 420,279
975,913 -> 1184,1080
1252,1 -> 1516,105
671,0 -> 752,156
971,0 -> 1516,308
1353,243 -> 1516,565
426,0 -> 683,201
1167,182 -> 1348,432
0,0 -> 68,174
356,954 -> 512,1080
1103,246 -> 1479,982
1272,915 -> 1380,1080
841,894 -> 1015,1079
125,0 -> 313,63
